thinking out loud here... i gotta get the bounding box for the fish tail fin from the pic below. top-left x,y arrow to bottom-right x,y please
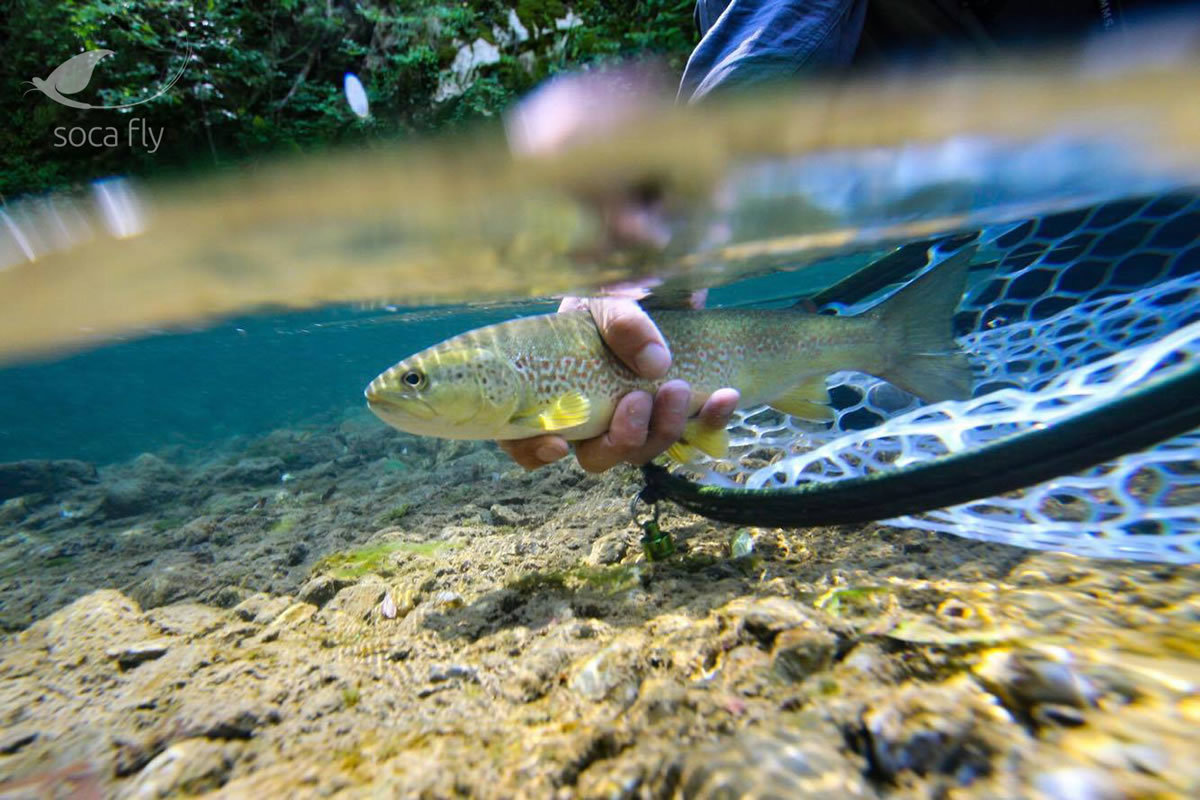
865,245 -> 975,402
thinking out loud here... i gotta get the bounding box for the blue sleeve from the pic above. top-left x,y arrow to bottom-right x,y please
678,0 -> 868,103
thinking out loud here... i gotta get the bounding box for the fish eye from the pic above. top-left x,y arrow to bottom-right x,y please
401,369 -> 426,389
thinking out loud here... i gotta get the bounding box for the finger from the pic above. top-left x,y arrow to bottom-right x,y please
697,387 -> 740,428
628,380 -> 691,464
557,296 -> 589,313
588,297 -> 671,379
574,391 -> 653,473
497,436 -> 570,470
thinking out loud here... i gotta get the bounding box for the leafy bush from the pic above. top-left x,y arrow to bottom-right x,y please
2,0 -> 696,196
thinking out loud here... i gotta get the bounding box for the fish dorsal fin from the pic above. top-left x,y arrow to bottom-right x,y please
665,419 -> 730,464
768,377 -> 835,421
511,391 -> 592,432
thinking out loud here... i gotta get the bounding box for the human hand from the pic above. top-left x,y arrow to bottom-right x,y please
498,295 -> 740,472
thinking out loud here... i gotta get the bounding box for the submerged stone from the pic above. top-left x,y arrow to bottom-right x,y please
672,722 -> 875,799
0,459 -> 97,501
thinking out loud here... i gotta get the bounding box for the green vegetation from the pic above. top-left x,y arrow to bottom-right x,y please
270,515 -> 300,535
315,539 -> 458,579
813,585 -> 891,617
342,685 -> 361,708
4,0 -> 696,196
506,563 -> 641,595
380,503 -> 412,524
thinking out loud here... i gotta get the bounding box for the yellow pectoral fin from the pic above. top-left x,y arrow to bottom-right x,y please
665,420 -> 730,464
768,377 -> 835,421
512,391 -> 592,432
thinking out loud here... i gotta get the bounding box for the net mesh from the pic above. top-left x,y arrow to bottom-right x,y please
693,192 -> 1200,563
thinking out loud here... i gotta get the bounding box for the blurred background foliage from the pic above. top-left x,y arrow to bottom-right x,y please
1,0 -> 696,196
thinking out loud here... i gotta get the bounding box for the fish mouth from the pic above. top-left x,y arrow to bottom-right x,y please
364,385 -> 437,421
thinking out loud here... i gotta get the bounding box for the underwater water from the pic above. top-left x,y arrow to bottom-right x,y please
1,51 -> 1199,799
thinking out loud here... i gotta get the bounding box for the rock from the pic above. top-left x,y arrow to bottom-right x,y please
973,647 -> 1099,720
861,681 -> 994,783
569,636 -> 644,704
727,596 -> 817,646
432,590 -> 464,609
0,459 -> 97,501
231,593 -> 293,624
1033,768 -> 1127,800
24,589 -> 152,659
211,585 -> 251,609
629,677 -> 690,725
173,699 -> 282,740
587,534 -> 627,566
837,643 -> 903,685
0,728 -> 38,755
284,542 -> 308,566
323,583 -> 389,620
129,453 -> 181,484
205,457 -> 286,486
717,644 -> 773,695
258,603 -> 317,642
0,494 -> 44,525
120,738 -> 236,798
772,626 -> 838,682
297,575 -> 353,608
146,603 -> 229,637
671,722 -> 876,799
101,478 -> 170,518
429,663 -> 479,683
107,639 -> 170,670
507,642 -> 573,703
244,429 -> 343,470
488,503 -> 523,527
129,565 -> 206,609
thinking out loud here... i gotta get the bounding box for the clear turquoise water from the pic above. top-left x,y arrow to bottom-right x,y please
0,303 -> 550,464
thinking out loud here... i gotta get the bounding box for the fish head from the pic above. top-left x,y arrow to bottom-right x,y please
365,344 -> 524,439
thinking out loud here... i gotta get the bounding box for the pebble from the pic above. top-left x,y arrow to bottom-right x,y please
432,590 -> 464,609
107,639 -> 170,670
1033,767 -> 1126,800
173,699 -> 282,740
0,728 -> 38,755
862,682 -> 992,782
232,593 -> 294,624
587,534 -> 627,566
488,503 -> 524,526
257,602 -> 316,642
101,478 -> 166,518
673,722 -> 876,799
297,575 -> 353,608
569,638 -> 643,704
120,738 -> 235,798
429,664 -> 479,683
772,626 -> 837,682
973,647 -> 1098,718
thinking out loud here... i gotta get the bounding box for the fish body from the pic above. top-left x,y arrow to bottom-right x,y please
366,249 -> 973,459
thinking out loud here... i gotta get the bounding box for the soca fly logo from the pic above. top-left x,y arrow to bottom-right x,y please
24,43 -> 190,110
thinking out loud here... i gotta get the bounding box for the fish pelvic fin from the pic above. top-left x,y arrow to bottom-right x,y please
865,245 -> 975,402
666,420 -> 730,464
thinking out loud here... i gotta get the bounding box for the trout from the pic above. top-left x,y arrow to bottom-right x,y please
365,248 -> 973,462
